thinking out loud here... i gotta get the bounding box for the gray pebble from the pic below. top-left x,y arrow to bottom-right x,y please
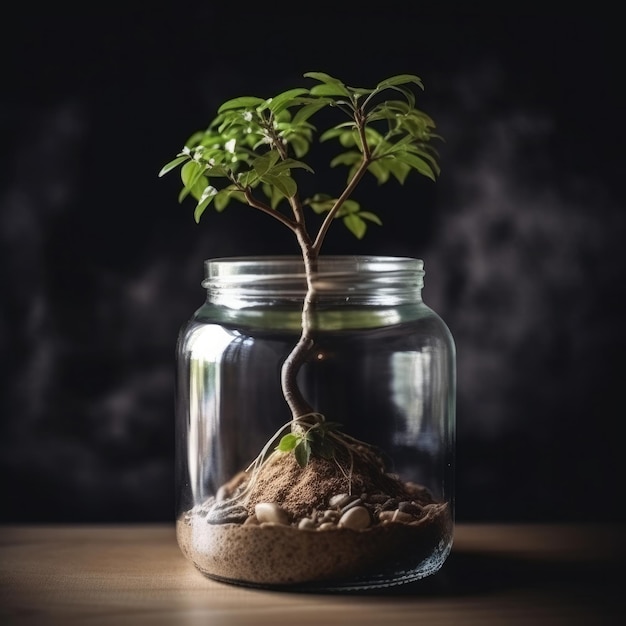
399,501 -> 423,515
340,498 -> 363,513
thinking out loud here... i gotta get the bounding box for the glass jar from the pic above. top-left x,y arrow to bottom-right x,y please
175,255 -> 455,591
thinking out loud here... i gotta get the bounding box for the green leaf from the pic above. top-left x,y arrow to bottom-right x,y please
237,169 -> 261,187
402,144 -> 441,176
367,160 -> 391,184
180,160 -> 205,190
217,96 -> 264,113
214,190 -> 230,212
190,176 -> 208,200
395,152 -> 437,180
193,186 -> 217,223
178,175 -> 209,204
277,433 -> 299,452
334,199 -> 360,216
270,158 -> 314,174
252,151 -> 280,176
294,440 -> 311,467
158,155 -> 188,177
330,152 -> 362,168
359,211 -> 382,225
292,100 -> 329,124
177,186 -> 190,204
319,127 -> 345,142
262,181 -> 285,209
215,188 -> 246,212
262,173 -> 297,198
263,88 -> 309,115
376,74 -> 423,90
287,134 -> 311,158
309,83 -> 351,97
306,193 -> 335,214
303,71 -> 343,84
344,213 -> 367,239
384,157 -> 412,184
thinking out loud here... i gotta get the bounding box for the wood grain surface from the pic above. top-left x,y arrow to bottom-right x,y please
1,523 -> 624,625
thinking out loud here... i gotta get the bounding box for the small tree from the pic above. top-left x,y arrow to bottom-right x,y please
160,71 -> 441,470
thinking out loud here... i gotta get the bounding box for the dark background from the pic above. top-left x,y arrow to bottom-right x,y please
1,11 -> 624,523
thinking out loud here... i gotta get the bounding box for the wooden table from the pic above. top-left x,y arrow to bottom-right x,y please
1,523 -> 624,625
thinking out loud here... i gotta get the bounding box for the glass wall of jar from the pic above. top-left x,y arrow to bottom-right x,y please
175,256 -> 455,590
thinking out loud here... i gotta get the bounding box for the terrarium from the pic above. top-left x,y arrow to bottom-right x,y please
161,72 -> 456,590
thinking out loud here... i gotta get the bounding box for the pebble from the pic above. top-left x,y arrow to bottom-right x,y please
320,510 -> 339,523
399,501 -> 423,515
255,502 -> 289,525
368,494 -> 388,504
379,510 -> 414,523
328,493 -> 354,508
340,498 -> 363,513
338,505 -> 371,530
206,488 -> 430,531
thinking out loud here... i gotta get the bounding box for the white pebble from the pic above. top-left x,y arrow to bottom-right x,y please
338,505 -> 370,529
255,502 -> 289,525
329,493 -> 352,508
379,509 -> 414,523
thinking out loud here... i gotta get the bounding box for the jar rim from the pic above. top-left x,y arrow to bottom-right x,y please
204,255 -> 424,277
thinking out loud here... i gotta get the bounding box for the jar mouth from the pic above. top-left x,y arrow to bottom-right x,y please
203,255 -> 424,280
201,256 -> 424,306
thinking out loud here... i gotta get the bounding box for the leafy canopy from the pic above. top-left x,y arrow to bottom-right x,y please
159,72 -> 441,243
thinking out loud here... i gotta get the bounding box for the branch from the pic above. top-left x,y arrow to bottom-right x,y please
243,188 -> 299,232
312,111 -> 373,254
311,156 -> 372,254
265,115 -> 310,241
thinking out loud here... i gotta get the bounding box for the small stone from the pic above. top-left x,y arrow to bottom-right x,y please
379,509 -> 414,523
328,493 -> 354,508
206,502 -> 248,524
399,501 -> 423,515
298,518 -> 316,530
255,502 -> 289,525
320,509 -> 339,523
340,498 -> 363,513
338,505 -> 371,530
381,498 -> 398,511
215,485 -> 229,502
368,494 -> 388,504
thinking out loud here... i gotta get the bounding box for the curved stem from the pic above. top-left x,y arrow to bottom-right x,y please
280,236 -> 319,421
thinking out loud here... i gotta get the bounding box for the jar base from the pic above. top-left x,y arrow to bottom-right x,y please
177,503 -> 452,591
199,546 -> 452,593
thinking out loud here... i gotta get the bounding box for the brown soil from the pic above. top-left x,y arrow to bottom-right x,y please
237,447 -> 437,521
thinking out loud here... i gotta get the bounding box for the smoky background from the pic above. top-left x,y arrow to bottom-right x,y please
1,11 -> 624,523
